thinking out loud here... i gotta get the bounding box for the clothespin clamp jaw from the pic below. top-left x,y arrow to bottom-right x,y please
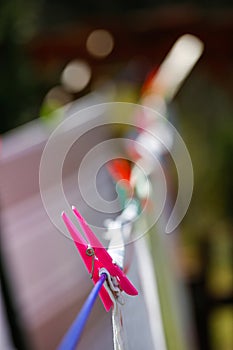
62,206 -> 138,312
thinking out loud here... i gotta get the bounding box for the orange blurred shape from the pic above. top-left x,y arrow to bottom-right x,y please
107,159 -> 131,182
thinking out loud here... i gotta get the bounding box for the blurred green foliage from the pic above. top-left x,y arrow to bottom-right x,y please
0,0 -> 47,133
177,71 -> 233,233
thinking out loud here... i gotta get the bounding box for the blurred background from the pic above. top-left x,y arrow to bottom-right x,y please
0,1 -> 233,350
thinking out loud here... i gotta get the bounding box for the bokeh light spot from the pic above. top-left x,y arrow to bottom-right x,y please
61,60 -> 91,92
86,29 -> 114,58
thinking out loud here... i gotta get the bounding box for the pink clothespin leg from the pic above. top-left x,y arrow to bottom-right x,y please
62,207 -> 138,311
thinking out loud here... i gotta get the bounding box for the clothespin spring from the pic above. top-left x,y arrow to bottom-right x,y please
99,268 -> 125,306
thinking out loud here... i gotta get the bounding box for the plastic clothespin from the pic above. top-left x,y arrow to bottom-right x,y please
62,206 -> 138,312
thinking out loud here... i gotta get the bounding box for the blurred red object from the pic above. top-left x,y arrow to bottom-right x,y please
107,159 -> 131,182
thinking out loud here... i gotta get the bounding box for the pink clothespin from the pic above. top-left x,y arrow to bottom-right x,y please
62,206 -> 138,311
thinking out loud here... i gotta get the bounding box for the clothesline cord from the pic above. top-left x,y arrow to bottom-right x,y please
58,273 -> 107,350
